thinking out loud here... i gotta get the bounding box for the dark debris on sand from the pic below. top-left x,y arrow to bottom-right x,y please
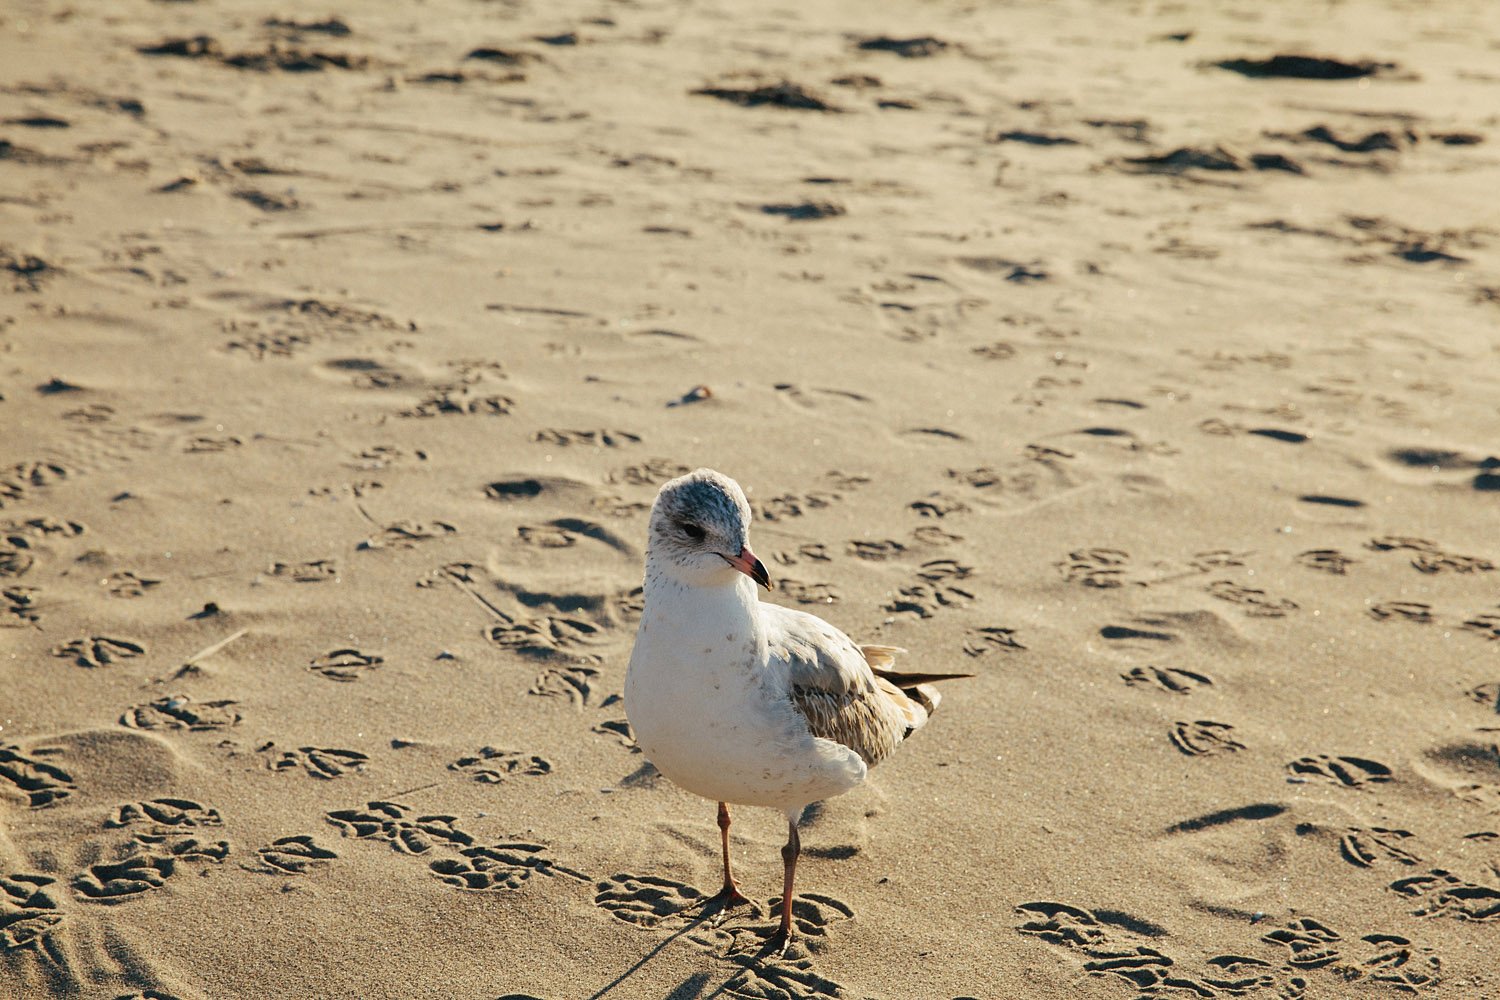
263,17 -> 353,37
691,81 -> 841,112
855,36 -> 949,58
759,201 -> 846,221
1213,54 -> 1396,80
1259,125 -> 1411,155
1120,145 -> 1305,176
138,35 -> 224,59
990,130 -> 1080,146
138,35 -> 370,72
1,248 -> 57,291
222,49 -> 370,72
466,47 -> 540,66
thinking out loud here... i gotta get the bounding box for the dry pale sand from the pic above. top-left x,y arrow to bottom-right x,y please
3,0 -> 1500,997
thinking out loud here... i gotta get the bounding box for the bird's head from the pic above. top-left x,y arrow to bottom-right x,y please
646,468 -> 772,591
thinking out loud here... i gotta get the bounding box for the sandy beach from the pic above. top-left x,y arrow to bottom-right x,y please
3,0 -> 1499,997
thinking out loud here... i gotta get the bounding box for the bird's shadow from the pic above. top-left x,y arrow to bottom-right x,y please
585,897 -> 795,1000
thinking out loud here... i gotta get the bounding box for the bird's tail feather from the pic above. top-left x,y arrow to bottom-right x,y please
859,645 -> 975,688
860,645 -> 972,728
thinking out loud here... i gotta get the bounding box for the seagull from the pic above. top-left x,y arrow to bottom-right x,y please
624,468 -> 969,952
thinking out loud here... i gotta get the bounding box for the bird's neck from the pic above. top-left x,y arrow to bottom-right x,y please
641,558 -> 760,634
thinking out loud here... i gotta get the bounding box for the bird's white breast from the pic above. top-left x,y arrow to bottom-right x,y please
625,575 -> 865,814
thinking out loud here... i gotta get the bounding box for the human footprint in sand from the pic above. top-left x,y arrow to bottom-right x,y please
625,468 -> 969,953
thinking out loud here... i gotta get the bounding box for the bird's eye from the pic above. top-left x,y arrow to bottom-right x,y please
679,522 -> 705,542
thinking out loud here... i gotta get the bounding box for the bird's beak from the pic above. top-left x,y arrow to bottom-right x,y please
721,545 -> 773,590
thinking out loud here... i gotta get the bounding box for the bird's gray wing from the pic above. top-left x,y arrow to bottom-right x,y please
760,603 -> 926,767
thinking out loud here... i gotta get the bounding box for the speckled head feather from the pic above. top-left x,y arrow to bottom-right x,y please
646,468 -> 754,580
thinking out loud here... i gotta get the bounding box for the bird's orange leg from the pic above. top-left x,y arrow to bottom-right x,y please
767,818 -> 800,954
707,801 -> 755,912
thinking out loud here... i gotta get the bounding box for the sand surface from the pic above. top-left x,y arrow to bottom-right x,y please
3,0 -> 1500,997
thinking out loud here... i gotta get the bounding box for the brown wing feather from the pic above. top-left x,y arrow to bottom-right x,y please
764,604 -> 968,766
789,679 -> 909,767
789,647 -> 969,766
